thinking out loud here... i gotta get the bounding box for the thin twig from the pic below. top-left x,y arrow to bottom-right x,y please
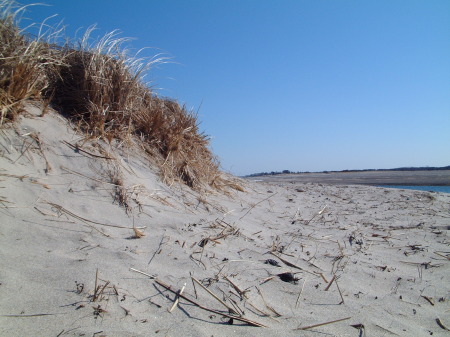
148,231 -> 166,265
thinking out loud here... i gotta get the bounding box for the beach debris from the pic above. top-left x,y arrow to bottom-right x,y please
92,304 -> 107,318
349,234 -> 355,246
132,226 -> 145,238
269,252 -> 318,277
324,275 -> 336,291
239,192 -> 278,220
264,259 -> 281,267
92,269 -> 110,302
129,268 -> 156,279
294,316 -> 351,331
75,281 -> 84,294
436,318 -> 450,331
295,277 -> 307,308
224,275 -> 250,299
421,295 -> 435,306
148,232 -> 167,265
277,272 -> 298,284
256,287 -> 282,317
191,276 -> 238,315
198,237 -> 209,247
169,282 -> 186,312
351,324 -> 366,337
154,279 -> 266,327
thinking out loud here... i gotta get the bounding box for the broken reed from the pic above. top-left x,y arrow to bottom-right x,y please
0,0 -> 229,191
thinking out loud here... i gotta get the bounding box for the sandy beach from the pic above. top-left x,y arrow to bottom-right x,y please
0,105 -> 449,337
250,170 -> 450,186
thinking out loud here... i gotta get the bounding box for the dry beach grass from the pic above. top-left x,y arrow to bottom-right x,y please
0,0 -> 226,191
1,2 -> 449,336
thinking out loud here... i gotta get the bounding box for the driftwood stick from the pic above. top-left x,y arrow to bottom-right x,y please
154,279 -> 266,328
295,316 -> 351,330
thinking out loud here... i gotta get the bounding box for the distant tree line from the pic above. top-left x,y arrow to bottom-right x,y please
245,165 -> 450,177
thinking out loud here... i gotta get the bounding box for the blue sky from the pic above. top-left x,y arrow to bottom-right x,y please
18,0 -> 450,175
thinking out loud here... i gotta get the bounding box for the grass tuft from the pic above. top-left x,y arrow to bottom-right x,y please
0,1 -> 237,191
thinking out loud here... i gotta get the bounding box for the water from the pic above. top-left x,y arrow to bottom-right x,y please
378,185 -> 450,194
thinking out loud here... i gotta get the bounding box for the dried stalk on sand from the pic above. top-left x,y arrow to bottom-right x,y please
295,316 -> 351,331
154,279 -> 266,327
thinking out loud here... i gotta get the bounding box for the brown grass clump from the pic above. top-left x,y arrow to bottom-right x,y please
0,0 -> 64,124
0,1 -> 238,192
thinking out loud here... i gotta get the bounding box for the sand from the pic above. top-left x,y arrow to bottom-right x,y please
1,104 -> 449,337
251,170 -> 450,186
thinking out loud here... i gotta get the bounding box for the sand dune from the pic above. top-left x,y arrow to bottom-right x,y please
1,105 -> 449,336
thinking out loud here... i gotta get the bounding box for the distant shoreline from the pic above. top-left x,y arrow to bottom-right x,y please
246,169 -> 450,186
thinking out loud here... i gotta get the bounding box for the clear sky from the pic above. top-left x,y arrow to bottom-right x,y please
17,0 -> 450,175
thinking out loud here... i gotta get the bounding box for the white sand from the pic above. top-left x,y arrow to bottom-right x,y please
1,104 -> 449,336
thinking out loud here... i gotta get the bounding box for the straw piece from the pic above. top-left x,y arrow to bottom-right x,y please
62,140 -> 113,159
129,268 -> 156,279
224,276 -> 248,299
0,313 -> 64,317
324,275 -> 336,291
169,283 -> 186,312
191,276 -> 237,315
295,277 -> 307,309
434,252 -> 450,260
295,316 -> 351,330
93,269 -> 99,302
335,278 -> 345,304
148,232 -> 167,265
256,287 -> 281,317
239,193 -> 277,220
269,252 -> 317,276
46,202 -> 144,229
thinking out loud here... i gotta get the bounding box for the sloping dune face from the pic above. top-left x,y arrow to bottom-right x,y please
0,104 -> 449,336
